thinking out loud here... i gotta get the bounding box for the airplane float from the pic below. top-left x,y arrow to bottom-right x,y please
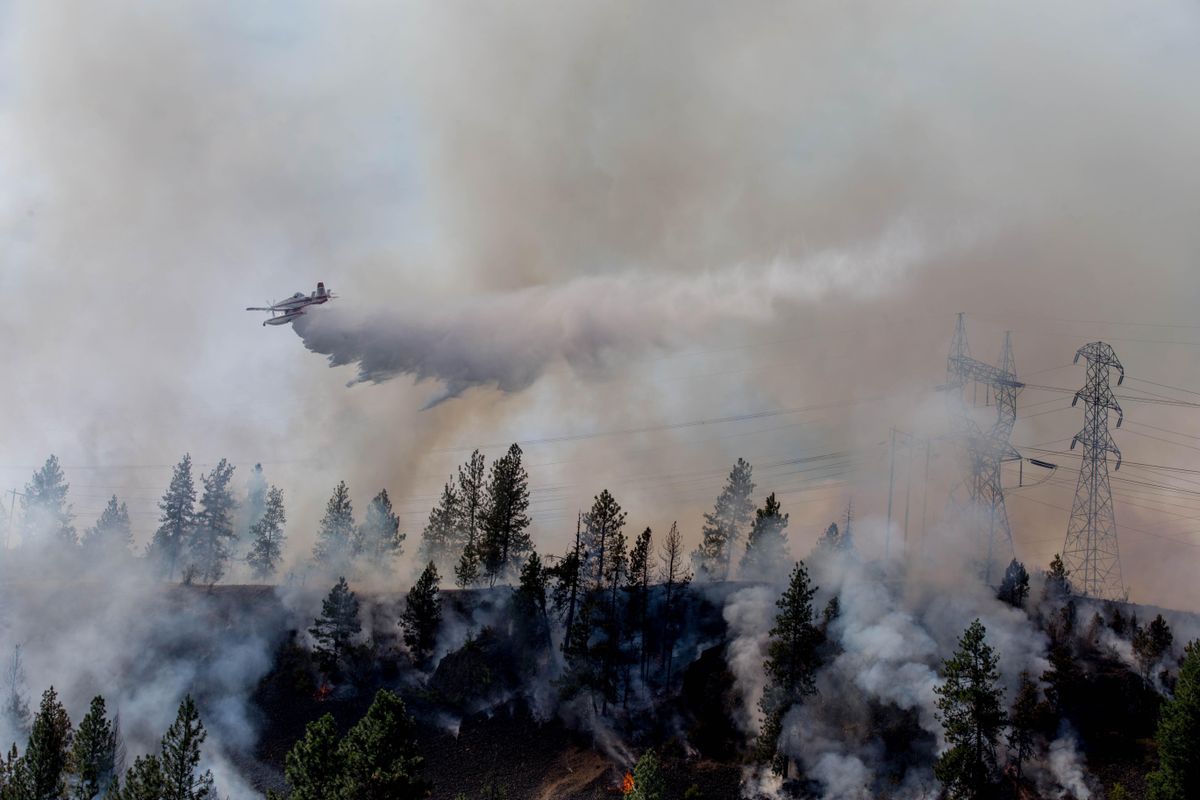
246,282 -> 335,326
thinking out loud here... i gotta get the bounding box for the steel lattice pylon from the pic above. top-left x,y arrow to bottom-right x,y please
945,314 -> 1024,584
1062,341 -> 1126,599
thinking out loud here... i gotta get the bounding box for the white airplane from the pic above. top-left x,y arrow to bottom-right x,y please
246,282 -> 335,326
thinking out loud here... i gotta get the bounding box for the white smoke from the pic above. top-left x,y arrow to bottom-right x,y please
291,224 -> 937,404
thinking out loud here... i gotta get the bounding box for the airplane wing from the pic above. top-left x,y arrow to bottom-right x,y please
246,306 -> 276,311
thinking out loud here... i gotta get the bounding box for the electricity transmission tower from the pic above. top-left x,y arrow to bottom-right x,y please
1062,342 -> 1125,599
945,314 -> 1024,583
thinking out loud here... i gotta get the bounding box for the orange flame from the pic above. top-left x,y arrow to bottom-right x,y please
314,682 -> 333,702
621,772 -> 635,795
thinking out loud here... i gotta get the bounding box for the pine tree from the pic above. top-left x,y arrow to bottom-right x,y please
69,695 -> 119,800
310,577 -> 362,675
23,686 -> 73,800
1146,640 -> 1200,800
1007,671 -> 1044,779
282,714 -> 342,800
1134,614 -> 1174,682
0,744 -> 22,799
420,482 -> 460,574
1043,553 -> 1072,603
478,444 -> 532,585
582,490 -> 626,591
401,563 -> 443,663
241,463 -> 268,553
548,516 -> 585,646
513,553 -> 550,652
627,749 -> 666,800
626,528 -> 653,682
159,696 -> 213,800
336,690 -> 428,799
2,646 -> 30,740
455,450 -> 487,587
20,455 -> 76,547
934,619 -> 1006,800
692,459 -> 755,581
247,486 -> 287,581
354,490 -> 404,568
996,559 -> 1030,608
658,522 -> 691,689
739,493 -> 790,580
116,754 -> 163,800
313,482 -> 355,574
757,561 -> 821,776
186,459 -> 237,585
82,496 -> 133,559
150,455 -> 197,582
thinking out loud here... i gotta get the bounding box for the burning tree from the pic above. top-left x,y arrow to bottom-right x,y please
934,619 -> 1006,799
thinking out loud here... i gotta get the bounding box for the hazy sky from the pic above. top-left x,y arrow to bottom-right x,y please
2,1 -> 1200,607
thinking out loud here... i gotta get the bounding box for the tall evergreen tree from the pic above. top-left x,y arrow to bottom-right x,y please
310,577 -> 362,676
336,690 -> 428,799
22,687 -> 73,800
247,486 -> 287,581
740,493 -> 790,581
354,490 -> 404,568
757,561 -> 821,776
420,482 -> 460,574
240,463 -> 268,553
1043,553 -> 1072,603
82,496 -> 133,559
657,521 -> 691,689
934,619 -> 1006,800
1134,614 -> 1175,682
454,450 -> 487,587
626,528 -> 653,682
478,444 -> 532,585
313,482 -> 355,573
281,714 -> 342,800
692,459 -> 755,581
21,455 -> 76,547
582,490 -> 626,591
116,754 -> 163,800
996,559 -> 1030,608
187,459 -> 237,585
149,455 -> 197,581
548,515 -> 585,647
1007,671 -> 1045,780
401,563 -> 443,663
2,646 -> 30,740
513,552 -> 551,653
627,749 -> 666,800
69,695 -> 119,800
1147,640 -> 1200,800
159,696 -> 212,800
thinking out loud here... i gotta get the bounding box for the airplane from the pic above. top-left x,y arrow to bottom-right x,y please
246,282 -> 335,326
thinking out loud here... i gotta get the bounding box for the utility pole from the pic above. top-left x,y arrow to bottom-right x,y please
944,315 -> 1024,584
1062,342 -> 1126,599
885,428 -> 897,558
